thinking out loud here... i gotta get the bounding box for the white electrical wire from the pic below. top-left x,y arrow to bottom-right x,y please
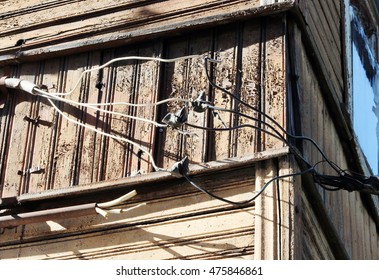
36,88 -> 198,137
46,98 -> 164,172
49,54 -> 201,96
35,88 -> 168,128
83,97 -> 190,107
95,203 -> 146,218
97,190 -> 137,208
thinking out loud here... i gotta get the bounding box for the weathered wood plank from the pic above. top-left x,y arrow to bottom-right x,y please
2,63 -> 37,197
212,24 -> 238,160
340,153 -> 353,258
0,1 -> 300,67
159,38 -> 191,169
319,0 -> 341,41
309,0 -> 342,72
263,16 -> 285,150
237,20 -> 262,156
52,53 -> 88,188
131,44 -> 162,174
0,0 -> 258,52
0,67 -> 14,197
301,191 -> 335,259
278,156 -> 298,260
184,32 -> 213,164
99,49 -> 127,181
302,0 -> 343,101
1,209 -> 254,260
254,158 -> 278,259
28,58 -> 62,192
0,164 -> 256,260
75,51 -> 104,185
16,167 -> 256,242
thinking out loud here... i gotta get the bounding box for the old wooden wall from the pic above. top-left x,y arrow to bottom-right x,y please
297,0 -> 344,103
0,16 -> 285,199
0,164 -> 256,260
291,0 -> 379,259
0,0 -> 295,63
0,7 -> 288,259
289,22 -> 379,259
2,0 -> 378,261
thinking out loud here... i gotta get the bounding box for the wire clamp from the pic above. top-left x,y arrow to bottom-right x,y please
169,156 -> 189,178
191,91 -> 210,113
162,107 -> 188,129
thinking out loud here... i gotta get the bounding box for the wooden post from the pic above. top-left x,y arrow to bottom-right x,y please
254,155 -> 300,259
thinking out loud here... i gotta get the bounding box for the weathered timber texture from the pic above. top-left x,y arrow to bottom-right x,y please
1,0 -> 379,262
289,22 -> 379,259
297,0 -> 343,103
254,155 -> 299,260
0,17 -> 286,197
0,164 -> 255,260
0,0 -> 296,63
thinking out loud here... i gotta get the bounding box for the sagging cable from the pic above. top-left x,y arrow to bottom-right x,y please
173,156 -> 316,206
47,98 -> 164,172
203,57 -> 343,175
34,88 -> 168,128
47,54 -> 202,97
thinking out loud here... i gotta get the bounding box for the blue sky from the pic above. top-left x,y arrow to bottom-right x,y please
352,44 -> 379,174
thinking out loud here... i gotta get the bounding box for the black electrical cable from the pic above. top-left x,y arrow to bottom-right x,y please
186,123 -> 285,143
187,108 -> 317,175
181,166 -> 316,206
204,57 -> 343,175
203,104 -> 319,168
207,105 -> 288,143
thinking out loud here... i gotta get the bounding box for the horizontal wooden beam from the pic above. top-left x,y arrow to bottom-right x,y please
0,1 -> 295,65
11,147 -> 289,204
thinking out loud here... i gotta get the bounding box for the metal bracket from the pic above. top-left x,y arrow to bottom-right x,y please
23,115 -> 53,127
18,166 -> 45,176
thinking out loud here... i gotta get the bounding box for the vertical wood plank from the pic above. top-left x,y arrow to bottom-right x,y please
101,48 -> 131,181
28,58 -> 62,192
159,38 -> 189,169
278,155 -> 299,259
2,63 -> 37,197
263,16 -> 285,150
184,32 -> 213,164
212,24 -> 238,160
0,67 -> 14,197
363,206 -> 372,259
132,43 -> 162,174
355,194 -> 364,259
76,51 -> 104,185
159,32 -> 214,167
52,53 -> 89,188
238,20 -> 262,157
254,158 -> 278,259
103,48 -> 135,180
